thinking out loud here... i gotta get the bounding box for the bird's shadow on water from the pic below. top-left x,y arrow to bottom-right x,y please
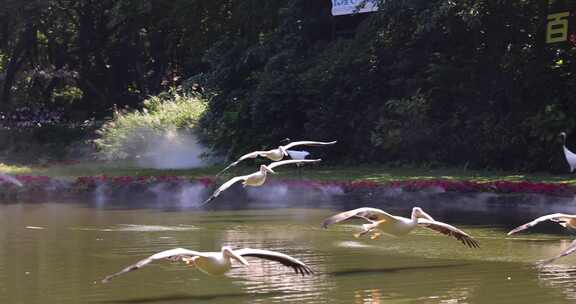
331,263 -> 474,277
99,291 -> 287,304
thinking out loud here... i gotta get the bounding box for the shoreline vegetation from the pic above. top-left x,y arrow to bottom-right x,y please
2,162 -> 576,199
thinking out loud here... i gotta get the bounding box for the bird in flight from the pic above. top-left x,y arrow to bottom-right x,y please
321,207 -> 480,248
101,246 -> 313,283
216,140 -> 335,176
202,159 -> 321,206
507,213 -> 576,265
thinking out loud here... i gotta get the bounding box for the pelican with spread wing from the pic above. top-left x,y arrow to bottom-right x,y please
507,213 -> 576,264
321,207 -> 480,248
507,213 -> 576,236
202,159 -> 321,206
102,246 -> 313,283
216,140 -> 335,176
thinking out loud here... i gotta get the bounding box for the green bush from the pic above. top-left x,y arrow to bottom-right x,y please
94,90 -> 207,160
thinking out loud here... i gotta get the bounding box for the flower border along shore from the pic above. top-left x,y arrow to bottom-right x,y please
0,175 -> 574,199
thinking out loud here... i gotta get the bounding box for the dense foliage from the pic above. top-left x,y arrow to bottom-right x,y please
1,0 -> 575,171
197,0 -> 576,171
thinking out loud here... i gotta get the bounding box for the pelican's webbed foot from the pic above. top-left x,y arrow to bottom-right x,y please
370,232 -> 382,240
181,256 -> 197,268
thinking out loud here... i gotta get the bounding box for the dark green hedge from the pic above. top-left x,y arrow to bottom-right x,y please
197,0 -> 575,172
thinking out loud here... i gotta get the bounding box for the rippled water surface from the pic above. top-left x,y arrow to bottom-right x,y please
2,201 -> 576,303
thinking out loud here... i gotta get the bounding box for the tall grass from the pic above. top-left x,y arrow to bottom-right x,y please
94,91 -> 207,161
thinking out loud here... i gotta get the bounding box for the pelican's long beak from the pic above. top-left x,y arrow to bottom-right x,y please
265,166 -> 277,174
231,252 -> 250,266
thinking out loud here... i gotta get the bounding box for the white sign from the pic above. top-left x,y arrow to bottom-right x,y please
331,0 -> 379,16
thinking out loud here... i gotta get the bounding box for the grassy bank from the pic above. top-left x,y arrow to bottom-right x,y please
2,162 -> 576,185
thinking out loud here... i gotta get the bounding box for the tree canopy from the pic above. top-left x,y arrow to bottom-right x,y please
0,0 -> 574,171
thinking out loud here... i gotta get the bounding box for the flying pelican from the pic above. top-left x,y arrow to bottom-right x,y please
321,207 -> 480,248
508,213 -> 576,264
101,246 -> 313,283
560,132 -> 576,173
507,213 -> 576,236
216,140 -> 335,176
202,159 -> 321,206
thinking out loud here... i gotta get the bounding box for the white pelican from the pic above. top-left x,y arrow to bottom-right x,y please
202,159 -> 321,206
321,207 -> 480,248
507,213 -> 576,236
101,246 -> 313,283
216,140 -> 335,176
508,213 -> 576,264
560,132 -> 576,173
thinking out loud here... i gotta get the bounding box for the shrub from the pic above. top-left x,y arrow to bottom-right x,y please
94,90 -> 208,161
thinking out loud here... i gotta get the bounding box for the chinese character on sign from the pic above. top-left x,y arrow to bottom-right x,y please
546,12 -> 570,43
545,0 -> 576,45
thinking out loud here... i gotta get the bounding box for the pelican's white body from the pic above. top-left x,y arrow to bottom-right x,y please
563,146 -> 576,172
192,253 -> 234,275
365,216 -> 417,237
242,167 -> 271,187
261,149 -> 285,161
560,132 -> 576,172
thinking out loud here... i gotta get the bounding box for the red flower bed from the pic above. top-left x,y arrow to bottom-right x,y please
274,178 -> 576,196
0,174 -> 575,198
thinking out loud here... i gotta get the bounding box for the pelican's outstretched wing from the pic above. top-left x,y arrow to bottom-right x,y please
234,248 -> 314,275
507,213 -> 576,236
417,219 -> 480,248
216,151 -> 268,176
321,207 -> 397,229
267,159 -> 321,170
282,141 -> 337,150
201,175 -> 247,206
102,248 -> 206,283
540,239 -> 576,265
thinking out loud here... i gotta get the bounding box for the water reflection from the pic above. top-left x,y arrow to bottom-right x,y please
538,263 -> 576,301
2,203 -> 576,303
220,225 -> 333,303
354,288 -> 382,304
72,224 -> 199,232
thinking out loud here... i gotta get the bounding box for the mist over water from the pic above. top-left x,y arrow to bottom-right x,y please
177,182 -> 206,208
94,183 -> 109,207
245,183 -> 345,209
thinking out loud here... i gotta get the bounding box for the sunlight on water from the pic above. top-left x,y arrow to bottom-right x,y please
72,224 -> 199,232
0,203 -> 576,303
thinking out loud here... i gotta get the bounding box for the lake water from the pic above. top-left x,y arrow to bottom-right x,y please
2,198 -> 576,303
